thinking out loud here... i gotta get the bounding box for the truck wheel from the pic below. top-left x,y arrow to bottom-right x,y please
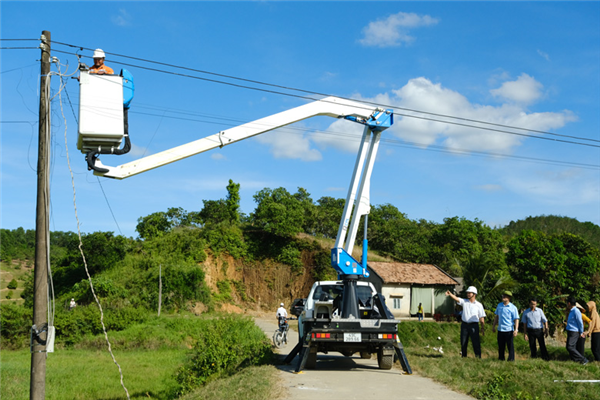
360,351 -> 371,359
306,350 -> 317,369
341,351 -> 353,357
377,348 -> 393,370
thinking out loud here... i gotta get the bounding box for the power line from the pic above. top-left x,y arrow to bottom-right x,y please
51,47 -> 600,151
48,40 -> 600,145
124,107 -> 600,170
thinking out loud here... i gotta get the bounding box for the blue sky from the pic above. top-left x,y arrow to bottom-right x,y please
2,1 -> 599,238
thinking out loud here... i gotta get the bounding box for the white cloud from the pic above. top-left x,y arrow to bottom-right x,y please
537,49 -> 550,62
211,153 -> 226,161
111,9 -> 132,27
359,12 -> 439,48
490,73 -> 544,105
503,168 -> 599,206
250,76 -> 576,161
254,126 -> 322,162
320,76 -> 576,155
128,143 -> 148,157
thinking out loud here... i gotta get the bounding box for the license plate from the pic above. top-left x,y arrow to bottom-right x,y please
344,333 -> 361,342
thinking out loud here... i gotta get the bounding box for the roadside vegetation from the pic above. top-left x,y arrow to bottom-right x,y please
399,321 -> 600,400
1,179 -> 599,399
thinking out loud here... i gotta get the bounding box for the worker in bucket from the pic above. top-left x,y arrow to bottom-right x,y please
89,48 -> 114,75
446,287 -> 486,358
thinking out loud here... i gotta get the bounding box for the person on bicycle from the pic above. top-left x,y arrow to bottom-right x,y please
276,302 -> 288,326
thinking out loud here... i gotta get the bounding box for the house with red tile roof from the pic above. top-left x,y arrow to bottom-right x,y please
366,262 -> 459,318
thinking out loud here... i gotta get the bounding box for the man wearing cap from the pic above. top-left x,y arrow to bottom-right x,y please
566,297 -> 589,365
446,286 -> 486,358
276,302 -> 288,333
492,291 -> 519,361
521,298 -> 549,360
89,48 -> 114,75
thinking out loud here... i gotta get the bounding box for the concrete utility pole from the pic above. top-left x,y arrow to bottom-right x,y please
30,29 -> 51,400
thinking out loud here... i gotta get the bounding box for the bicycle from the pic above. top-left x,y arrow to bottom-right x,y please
273,316 -> 293,348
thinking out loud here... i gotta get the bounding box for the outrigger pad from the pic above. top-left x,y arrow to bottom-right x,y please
394,342 -> 412,375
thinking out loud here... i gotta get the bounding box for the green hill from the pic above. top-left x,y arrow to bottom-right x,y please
501,215 -> 600,249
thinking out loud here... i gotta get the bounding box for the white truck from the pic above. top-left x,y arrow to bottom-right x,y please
77,69 -> 411,374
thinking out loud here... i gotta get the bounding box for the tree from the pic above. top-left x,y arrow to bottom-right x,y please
430,217 -> 505,276
136,212 -> 172,240
312,196 -> 345,239
365,204 -> 433,263
506,230 -> 600,330
252,187 -> 305,238
226,179 -> 241,223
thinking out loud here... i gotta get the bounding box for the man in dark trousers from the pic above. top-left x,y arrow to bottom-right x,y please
521,298 -> 549,360
492,291 -> 519,361
565,297 -> 589,365
446,286 -> 486,358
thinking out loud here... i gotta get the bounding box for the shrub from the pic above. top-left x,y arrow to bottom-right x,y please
174,315 -> 272,395
0,303 -> 31,348
278,243 -> 303,274
6,290 -> 13,299
7,278 -> 18,290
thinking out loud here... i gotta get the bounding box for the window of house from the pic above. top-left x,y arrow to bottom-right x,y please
393,298 -> 401,309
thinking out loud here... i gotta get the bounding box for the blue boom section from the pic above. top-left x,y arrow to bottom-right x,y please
331,247 -> 370,278
344,109 -> 393,132
121,69 -> 134,109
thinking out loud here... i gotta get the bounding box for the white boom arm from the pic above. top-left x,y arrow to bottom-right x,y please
93,96 -> 385,180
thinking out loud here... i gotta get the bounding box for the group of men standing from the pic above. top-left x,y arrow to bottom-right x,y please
445,287 -> 599,364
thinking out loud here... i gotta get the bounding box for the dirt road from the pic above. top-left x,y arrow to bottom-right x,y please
254,317 -> 473,400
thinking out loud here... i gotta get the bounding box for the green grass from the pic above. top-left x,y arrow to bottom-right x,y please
1,348 -> 186,399
179,365 -> 280,400
1,313 -> 277,400
399,321 -> 600,400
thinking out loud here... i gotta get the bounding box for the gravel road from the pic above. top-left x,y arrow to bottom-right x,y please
254,317 -> 474,400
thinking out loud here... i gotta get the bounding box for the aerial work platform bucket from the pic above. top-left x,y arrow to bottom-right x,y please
77,71 -> 124,153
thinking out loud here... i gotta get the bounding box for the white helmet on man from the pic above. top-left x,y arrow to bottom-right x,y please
466,286 -> 478,295
280,303 -> 284,306
93,48 -> 106,59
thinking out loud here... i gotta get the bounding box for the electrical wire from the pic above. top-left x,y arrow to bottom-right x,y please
54,57 -> 130,399
48,41 -> 600,145
125,107 -> 600,170
49,50 -> 600,148
62,81 -> 125,236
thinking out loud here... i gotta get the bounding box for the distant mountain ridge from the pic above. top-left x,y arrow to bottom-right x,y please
501,215 -> 600,249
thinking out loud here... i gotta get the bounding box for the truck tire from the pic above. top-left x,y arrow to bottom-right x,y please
360,351 -> 371,359
306,349 -> 317,369
377,347 -> 393,370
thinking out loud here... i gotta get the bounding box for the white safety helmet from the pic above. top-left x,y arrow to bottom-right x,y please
280,303 -> 284,306
466,286 -> 478,295
93,48 -> 106,59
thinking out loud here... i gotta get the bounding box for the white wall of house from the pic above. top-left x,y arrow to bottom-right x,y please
381,283 -> 411,317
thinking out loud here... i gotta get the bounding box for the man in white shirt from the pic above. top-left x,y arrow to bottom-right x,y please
276,302 -> 288,326
446,286 -> 486,358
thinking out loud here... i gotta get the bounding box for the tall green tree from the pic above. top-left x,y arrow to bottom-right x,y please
252,187 -> 305,238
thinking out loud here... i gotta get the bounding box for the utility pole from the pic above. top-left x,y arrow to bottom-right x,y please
158,265 -> 162,316
30,30 -> 51,400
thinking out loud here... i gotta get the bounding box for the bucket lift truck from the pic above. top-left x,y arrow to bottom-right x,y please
77,70 -> 411,374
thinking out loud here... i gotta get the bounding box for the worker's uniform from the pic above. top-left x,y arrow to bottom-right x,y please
90,64 -> 114,74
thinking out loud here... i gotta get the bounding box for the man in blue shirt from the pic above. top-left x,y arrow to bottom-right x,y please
521,298 -> 549,360
566,297 -> 589,365
492,291 -> 519,361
